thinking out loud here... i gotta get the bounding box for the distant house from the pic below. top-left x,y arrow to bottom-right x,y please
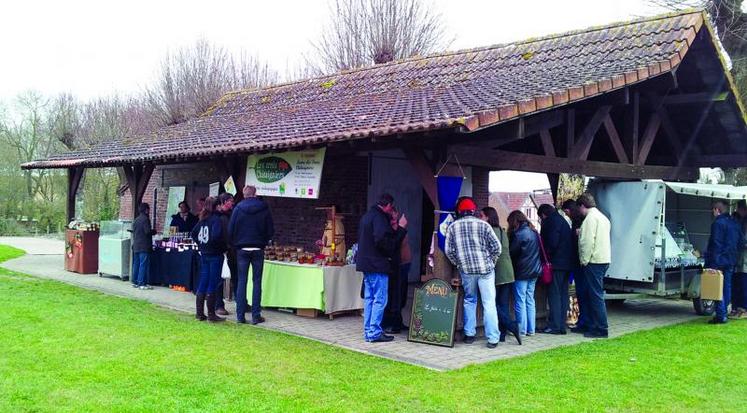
489,189 -> 554,229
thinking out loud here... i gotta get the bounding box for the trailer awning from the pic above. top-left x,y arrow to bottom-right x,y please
662,181 -> 747,199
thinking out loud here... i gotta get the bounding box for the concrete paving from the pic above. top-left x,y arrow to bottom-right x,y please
0,236 -> 63,255
0,237 -> 701,371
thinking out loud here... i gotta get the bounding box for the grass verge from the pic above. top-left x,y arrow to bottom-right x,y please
0,245 -> 745,412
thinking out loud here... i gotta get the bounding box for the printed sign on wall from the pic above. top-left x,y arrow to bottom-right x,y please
245,148 -> 326,199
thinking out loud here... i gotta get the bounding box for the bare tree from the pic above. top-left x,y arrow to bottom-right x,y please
145,39 -> 278,126
312,0 -> 451,73
0,92 -> 62,198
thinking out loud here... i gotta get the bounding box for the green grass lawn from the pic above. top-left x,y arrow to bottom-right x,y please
1,244 -> 746,412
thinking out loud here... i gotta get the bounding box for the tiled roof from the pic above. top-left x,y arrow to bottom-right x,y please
493,192 -> 533,212
25,10 -> 708,169
531,192 -> 555,207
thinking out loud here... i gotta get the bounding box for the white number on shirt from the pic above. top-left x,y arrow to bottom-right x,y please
198,226 -> 209,244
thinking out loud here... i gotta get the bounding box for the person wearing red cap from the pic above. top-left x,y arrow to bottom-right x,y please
445,196 -> 502,348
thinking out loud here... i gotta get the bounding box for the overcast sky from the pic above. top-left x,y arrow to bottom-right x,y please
0,0 -> 667,101
1,0 -> 674,191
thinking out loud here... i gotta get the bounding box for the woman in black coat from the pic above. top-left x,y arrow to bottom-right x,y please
507,210 -> 542,336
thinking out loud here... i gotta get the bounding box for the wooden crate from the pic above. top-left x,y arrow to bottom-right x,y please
296,308 -> 319,318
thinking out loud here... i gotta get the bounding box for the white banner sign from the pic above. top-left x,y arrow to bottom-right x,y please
245,148 -> 326,199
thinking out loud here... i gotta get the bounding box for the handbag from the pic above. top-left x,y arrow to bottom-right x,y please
536,231 -> 553,284
221,253 -> 231,280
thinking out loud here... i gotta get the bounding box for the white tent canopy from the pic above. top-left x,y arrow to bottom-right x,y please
661,181 -> 747,200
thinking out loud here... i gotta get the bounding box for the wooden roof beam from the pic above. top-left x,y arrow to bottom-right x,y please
663,91 -> 729,105
449,146 -> 698,181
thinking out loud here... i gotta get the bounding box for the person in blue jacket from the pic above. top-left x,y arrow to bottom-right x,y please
538,204 -> 576,335
706,199 -> 744,324
191,196 -> 227,323
229,185 -> 275,325
356,193 -> 407,343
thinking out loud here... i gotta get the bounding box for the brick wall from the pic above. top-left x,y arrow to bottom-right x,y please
263,154 -> 368,251
472,167 -> 490,208
118,155 -> 369,252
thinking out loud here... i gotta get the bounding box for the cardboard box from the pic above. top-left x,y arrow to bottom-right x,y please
700,269 -> 724,301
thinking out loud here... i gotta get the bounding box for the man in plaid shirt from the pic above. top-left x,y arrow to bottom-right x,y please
445,197 -> 502,348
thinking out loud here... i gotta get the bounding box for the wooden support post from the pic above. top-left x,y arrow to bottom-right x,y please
566,109 -> 575,157
623,91 -> 640,162
123,163 -> 155,220
66,167 -> 85,223
547,173 -> 560,204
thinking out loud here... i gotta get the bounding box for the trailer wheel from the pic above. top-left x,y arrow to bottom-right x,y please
693,298 -> 715,316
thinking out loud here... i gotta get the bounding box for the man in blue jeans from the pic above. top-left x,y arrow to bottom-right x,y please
131,203 -> 155,290
706,199 -> 743,324
356,193 -> 407,343
445,197 -> 502,348
577,193 -> 611,338
229,186 -> 274,325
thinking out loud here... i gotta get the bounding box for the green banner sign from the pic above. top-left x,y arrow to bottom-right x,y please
245,148 -> 326,199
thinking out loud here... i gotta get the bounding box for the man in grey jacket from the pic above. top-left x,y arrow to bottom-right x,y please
131,203 -> 155,290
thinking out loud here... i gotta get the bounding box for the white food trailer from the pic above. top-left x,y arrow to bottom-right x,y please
590,180 -> 747,315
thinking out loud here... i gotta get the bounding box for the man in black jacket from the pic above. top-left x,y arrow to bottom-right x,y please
538,204 -> 575,334
229,186 -> 274,325
131,203 -> 156,290
356,193 -> 407,343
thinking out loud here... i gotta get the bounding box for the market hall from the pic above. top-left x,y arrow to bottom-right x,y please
22,10 -> 747,354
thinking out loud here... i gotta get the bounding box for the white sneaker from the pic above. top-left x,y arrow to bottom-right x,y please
139,285 -> 153,290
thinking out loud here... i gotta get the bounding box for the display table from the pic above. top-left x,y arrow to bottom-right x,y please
65,229 -> 99,274
247,261 -> 364,316
148,248 -> 199,290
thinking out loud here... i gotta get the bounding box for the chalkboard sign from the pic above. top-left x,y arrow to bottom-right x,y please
408,278 -> 458,348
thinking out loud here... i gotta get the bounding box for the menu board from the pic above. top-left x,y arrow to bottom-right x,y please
408,278 -> 458,348
245,148 -> 326,199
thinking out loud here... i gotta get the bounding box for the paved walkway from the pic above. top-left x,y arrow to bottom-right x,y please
0,237 -> 701,371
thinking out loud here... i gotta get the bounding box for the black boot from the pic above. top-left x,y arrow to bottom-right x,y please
206,294 -> 225,323
509,321 -> 522,345
195,294 -> 207,321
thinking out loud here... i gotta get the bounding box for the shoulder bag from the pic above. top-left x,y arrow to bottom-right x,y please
536,231 -> 553,284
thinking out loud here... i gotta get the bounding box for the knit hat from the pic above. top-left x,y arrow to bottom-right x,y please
456,197 -> 477,213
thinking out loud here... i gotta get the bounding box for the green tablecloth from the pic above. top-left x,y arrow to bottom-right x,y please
248,261 -> 325,311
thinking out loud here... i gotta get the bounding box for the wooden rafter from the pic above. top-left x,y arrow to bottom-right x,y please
636,113 -> 662,165
539,129 -> 556,157
656,107 -> 684,163
663,92 -> 729,105
403,147 -> 438,208
571,105 -> 611,160
602,114 -> 629,163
